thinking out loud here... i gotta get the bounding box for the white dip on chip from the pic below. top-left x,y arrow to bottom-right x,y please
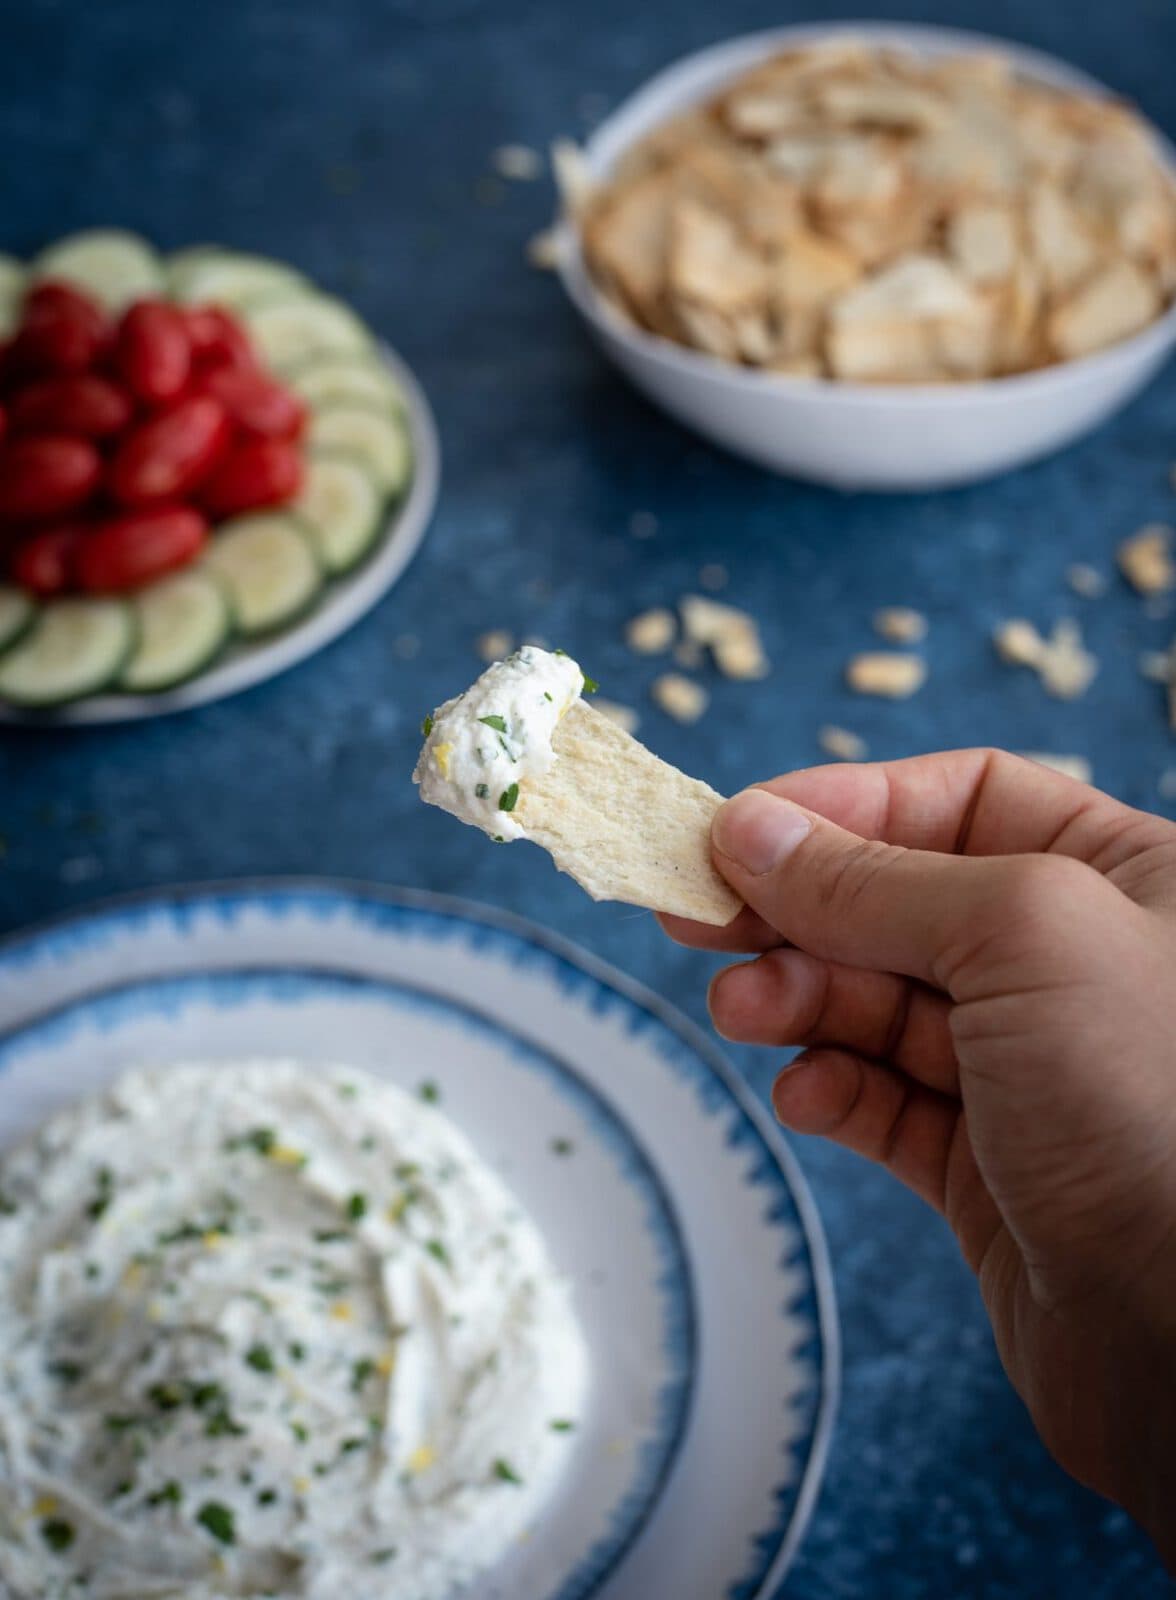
414,646 -> 585,841
0,1060 -> 587,1599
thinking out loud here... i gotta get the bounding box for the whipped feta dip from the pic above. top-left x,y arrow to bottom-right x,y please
0,1061 -> 587,1600
414,646 -> 585,841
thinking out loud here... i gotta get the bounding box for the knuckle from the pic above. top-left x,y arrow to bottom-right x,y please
820,836 -> 905,919
1003,853 -> 1097,928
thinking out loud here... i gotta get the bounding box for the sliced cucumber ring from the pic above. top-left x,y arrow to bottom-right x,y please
242,294 -> 373,372
205,514 -> 323,637
0,587 -> 37,657
293,452 -> 385,574
120,570 -> 232,693
32,229 -> 164,311
0,254 -> 25,337
287,356 -> 407,416
0,599 -> 135,707
172,249 -> 310,308
307,404 -> 412,496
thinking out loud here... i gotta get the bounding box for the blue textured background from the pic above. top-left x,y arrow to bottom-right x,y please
1,0 -> 1174,1594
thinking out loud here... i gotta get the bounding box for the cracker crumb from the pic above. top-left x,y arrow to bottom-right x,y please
819,725 -> 869,761
1038,619 -> 1098,700
1066,563 -> 1107,599
493,143 -> 542,181
651,674 -> 709,723
1019,753 -> 1093,784
527,228 -> 561,271
873,606 -> 928,644
476,629 -> 515,663
845,652 -> 926,698
994,619 -> 1046,667
628,511 -> 658,540
680,594 -> 770,680
1118,524 -> 1175,595
592,698 -> 640,735
699,563 -> 729,592
625,608 -> 676,655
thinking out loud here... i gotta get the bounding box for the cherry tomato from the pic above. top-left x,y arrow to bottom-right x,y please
8,374 -> 134,439
196,365 -> 307,440
0,436 -> 102,522
185,305 -> 254,373
107,395 -> 231,506
6,282 -> 108,379
75,505 -> 207,593
199,437 -> 304,518
115,299 -> 191,404
9,521 -> 86,596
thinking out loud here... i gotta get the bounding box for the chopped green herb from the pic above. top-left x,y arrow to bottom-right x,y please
499,782 -> 519,813
394,1161 -> 421,1181
112,1478 -> 135,1498
289,1341 -> 306,1363
550,1137 -> 575,1157
86,1166 -> 114,1221
205,1409 -> 246,1439
544,691 -> 553,702
196,1501 -> 236,1546
418,1081 -> 441,1104
245,1344 -> 275,1375
493,1457 -> 523,1485
372,1547 -> 399,1564
491,834 -> 506,843
340,1436 -> 365,1455
424,1238 -> 451,1269
147,1479 -> 182,1507
478,714 -> 507,733
314,1228 -> 349,1244
0,1191 -> 18,1216
84,1262 -> 100,1280
549,1418 -> 576,1432
475,783 -> 489,799
421,714 -> 434,736
226,1127 -> 276,1155
191,1382 -> 225,1412
40,1517 -> 75,1553
104,1414 -> 138,1433
48,1360 -> 83,1383
313,1276 -> 348,1297
581,673 -> 599,694
337,1082 -> 359,1099
352,1357 -> 376,1392
346,1192 -> 368,1222
291,1421 -> 309,1443
147,1381 -> 186,1411
257,1488 -> 278,1506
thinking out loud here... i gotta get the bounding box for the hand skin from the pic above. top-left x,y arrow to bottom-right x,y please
660,751 -> 1176,1568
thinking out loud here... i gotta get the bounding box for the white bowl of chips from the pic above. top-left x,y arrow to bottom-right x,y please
554,23 -> 1176,490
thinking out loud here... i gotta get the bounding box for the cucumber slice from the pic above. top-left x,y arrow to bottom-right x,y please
205,514 -> 322,636
242,295 -> 373,372
0,599 -> 134,707
165,243 -> 224,293
172,250 -> 310,308
120,570 -> 232,692
307,405 -> 412,496
32,229 -> 164,311
0,587 -> 37,657
287,355 -> 407,416
0,254 -> 25,337
292,452 -> 385,574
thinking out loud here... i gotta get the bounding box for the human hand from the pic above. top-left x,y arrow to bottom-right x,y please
661,751 -> 1176,1565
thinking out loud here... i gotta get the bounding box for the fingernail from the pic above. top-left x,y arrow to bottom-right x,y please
714,790 -> 812,876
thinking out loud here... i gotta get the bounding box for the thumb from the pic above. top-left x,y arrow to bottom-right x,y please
711,786 -> 1115,993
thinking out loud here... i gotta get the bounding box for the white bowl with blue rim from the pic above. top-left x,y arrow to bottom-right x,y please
0,883 -> 838,1599
555,22 -> 1176,491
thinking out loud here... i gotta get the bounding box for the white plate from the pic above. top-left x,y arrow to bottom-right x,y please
0,883 -> 838,1599
0,346 -> 439,727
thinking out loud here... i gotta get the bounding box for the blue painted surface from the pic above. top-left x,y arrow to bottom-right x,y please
0,0 -> 1174,1594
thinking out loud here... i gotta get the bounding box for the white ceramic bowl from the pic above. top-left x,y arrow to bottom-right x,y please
555,22 -> 1176,491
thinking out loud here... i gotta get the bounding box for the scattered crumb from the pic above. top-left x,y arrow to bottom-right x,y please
493,143 -> 542,181
1038,620 -> 1098,700
1118,524 -> 1175,595
699,563 -> 729,592
873,606 -> 928,644
550,138 -> 594,216
993,619 -> 1046,667
1066,563 -> 1107,599
1138,648 -> 1172,684
819,725 -> 868,761
1018,753 -> 1093,784
527,228 -> 561,271
651,673 -> 708,723
673,639 -> 703,669
476,629 -> 514,663
680,594 -> 770,680
628,511 -> 658,540
845,652 -> 926,699
1159,769 -> 1176,801
393,633 -> 420,660
625,608 -> 676,655
592,698 -> 640,735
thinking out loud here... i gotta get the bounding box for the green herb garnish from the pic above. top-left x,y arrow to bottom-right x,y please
147,1381 -> 186,1411
291,1421 -> 309,1443
544,691 -> 553,702
289,1341 -> 306,1363
147,1479 -> 182,1507
478,714 -> 507,733
86,1166 -> 114,1221
424,1238 -> 451,1268
421,714 -> 434,736
418,1081 -> 441,1104
475,783 -> 489,799
550,1137 -> 575,1157
352,1357 -> 376,1392
257,1488 -> 278,1506
196,1501 -> 236,1546
245,1344 -> 275,1375
40,1518 -> 75,1553
549,1418 -> 575,1432
346,1192 -> 368,1222
372,1547 -> 399,1564
314,1228 -> 349,1243
48,1360 -> 83,1383
226,1127 -> 276,1155
498,783 -> 519,813
582,673 -> 599,694
493,1457 -> 523,1485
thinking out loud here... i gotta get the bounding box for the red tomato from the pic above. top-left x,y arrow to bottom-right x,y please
8,375 -> 134,439
10,521 -> 86,595
0,436 -> 102,522
115,299 -> 191,404
196,366 -> 307,440
185,305 -> 254,373
75,505 -> 207,593
199,437 -> 304,518
107,395 -> 230,506
6,283 -> 108,379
